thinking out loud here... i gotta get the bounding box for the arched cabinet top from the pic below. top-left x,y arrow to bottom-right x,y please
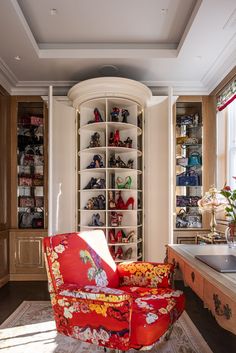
68,77 -> 152,108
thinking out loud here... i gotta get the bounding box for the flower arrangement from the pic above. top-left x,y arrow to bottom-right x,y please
220,177 -> 236,224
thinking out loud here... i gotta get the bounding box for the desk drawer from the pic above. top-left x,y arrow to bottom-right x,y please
184,263 -> 204,299
203,281 -> 236,335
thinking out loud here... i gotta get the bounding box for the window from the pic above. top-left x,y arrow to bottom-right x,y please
216,97 -> 236,189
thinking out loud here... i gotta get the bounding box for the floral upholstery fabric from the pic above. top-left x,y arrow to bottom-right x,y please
117,262 -> 174,288
44,231 -> 185,351
44,230 -> 119,291
119,286 -> 185,348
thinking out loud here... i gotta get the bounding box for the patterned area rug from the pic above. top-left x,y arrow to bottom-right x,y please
0,301 -> 212,353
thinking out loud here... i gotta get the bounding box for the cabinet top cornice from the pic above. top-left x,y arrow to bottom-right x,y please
68,77 -> 152,108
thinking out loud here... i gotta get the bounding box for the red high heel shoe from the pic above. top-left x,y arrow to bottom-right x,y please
109,229 -> 116,243
109,246 -> 116,259
125,197 -> 134,210
116,230 -> 126,243
115,246 -> 123,260
114,130 -> 120,146
116,191 -> 126,209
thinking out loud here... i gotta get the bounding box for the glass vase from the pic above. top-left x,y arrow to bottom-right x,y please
225,223 -> 236,248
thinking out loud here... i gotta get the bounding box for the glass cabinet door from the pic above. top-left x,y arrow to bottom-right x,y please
175,101 -> 203,230
17,101 -> 46,229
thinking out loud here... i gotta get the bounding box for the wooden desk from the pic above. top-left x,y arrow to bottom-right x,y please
168,244 -> 236,335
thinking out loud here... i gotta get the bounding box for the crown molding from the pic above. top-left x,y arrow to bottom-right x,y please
0,58 -> 18,94
201,33 -> 236,93
9,79 -> 209,96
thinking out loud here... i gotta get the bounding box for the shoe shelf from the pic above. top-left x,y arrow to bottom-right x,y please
174,100 -> 203,232
77,94 -> 144,262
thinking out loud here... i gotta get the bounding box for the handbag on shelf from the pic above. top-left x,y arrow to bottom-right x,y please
176,196 -> 191,207
18,196 -> 35,207
176,115 -> 193,125
33,174 -> 44,186
176,171 -> 200,186
176,209 -> 189,228
182,137 -> 199,146
19,211 -> 44,228
185,213 -> 202,228
188,151 -> 201,166
30,116 -> 44,126
34,155 -> 44,166
35,196 -> 44,207
176,136 -> 188,145
176,195 -> 202,207
18,186 -> 31,197
18,175 -> 33,186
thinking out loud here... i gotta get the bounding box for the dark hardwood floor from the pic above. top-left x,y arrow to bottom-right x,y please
0,280 -> 236,353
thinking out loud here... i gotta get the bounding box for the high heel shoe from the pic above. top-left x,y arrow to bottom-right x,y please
88,132 -> 101,148
108,191 -> 116,209
109,155 -> 126,168
116,156 -> 127,168
125,230 -> 135,243
87,154 -> 104,168
110,212 -> 123,227
121,109 -> 129,123
116,230 -> 126,243
109,229 -> 116,243
124,137 -> 132,148
125,197 -> 134,210
113,130 -> 120,146
127,159 -> 134,169
89,213 -> 104,227
124,247 -> 132,260
116,176 -> 132,189
109,246 -> 116,259
88,108 -> 103,124
84,177 -> 97,189
115,246 -> 123,260
116,191 -> 126,209
109,132 -> 114,146
110,107 -> 120,122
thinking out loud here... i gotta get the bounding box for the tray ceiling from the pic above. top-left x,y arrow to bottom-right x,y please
0,0 -> 235,95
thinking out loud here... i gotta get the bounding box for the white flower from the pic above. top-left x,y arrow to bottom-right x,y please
99,329 -> 110,342
64,306 -> 74,318
146,313 -> 158,324
54,244 -> 65,253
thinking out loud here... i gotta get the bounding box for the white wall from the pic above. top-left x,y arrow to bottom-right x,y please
144,96 -> 170,262
49,98 -> 77,235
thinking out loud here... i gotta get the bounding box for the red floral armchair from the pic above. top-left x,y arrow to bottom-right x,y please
43,230 -> 185,351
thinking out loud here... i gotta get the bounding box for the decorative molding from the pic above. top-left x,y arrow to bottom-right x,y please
0,58 -> 17,93
202,33 -> 236,93
10,0 -> 39,55
68,77 -> 152,107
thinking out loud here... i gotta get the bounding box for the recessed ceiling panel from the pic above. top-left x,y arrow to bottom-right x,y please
18,0 -> 197,45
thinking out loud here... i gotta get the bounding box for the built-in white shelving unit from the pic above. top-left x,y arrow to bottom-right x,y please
68,77 -> 151,262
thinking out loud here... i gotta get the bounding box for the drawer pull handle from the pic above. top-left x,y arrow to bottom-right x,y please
191,271 -> 195,282
213,294 -> 232,320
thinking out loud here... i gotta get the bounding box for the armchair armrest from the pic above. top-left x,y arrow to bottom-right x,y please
59,283 -> 131,303
117,262 -> 174,288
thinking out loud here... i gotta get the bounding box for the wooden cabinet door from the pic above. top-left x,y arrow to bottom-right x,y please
9,230 -> 47,280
